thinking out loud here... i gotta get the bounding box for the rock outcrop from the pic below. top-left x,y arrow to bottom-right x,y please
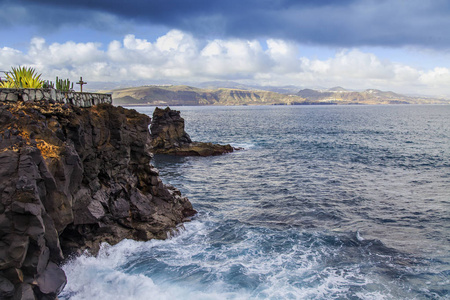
150,107 -> 235,156
0,101 -> 196,299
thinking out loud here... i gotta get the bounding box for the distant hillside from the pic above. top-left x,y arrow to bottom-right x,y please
103,85 -> 307,106
297,88 -> 449,104
327,86 -> 349,92
101,85 -> 449,106
196,81 -> 302,94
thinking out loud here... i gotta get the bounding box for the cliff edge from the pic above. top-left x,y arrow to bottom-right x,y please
0,101 -> 196,299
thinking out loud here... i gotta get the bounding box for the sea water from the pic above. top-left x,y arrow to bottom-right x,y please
60,105 -> 450,299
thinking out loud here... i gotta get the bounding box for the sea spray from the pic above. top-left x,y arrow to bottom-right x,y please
62,105 -> 450,299
61,217 -> 431,299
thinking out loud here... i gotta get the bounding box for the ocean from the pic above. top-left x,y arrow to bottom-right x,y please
60,105 -> 449,299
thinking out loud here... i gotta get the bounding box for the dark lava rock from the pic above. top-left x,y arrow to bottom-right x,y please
150,107 -> 236,156
0,101 -> 196,299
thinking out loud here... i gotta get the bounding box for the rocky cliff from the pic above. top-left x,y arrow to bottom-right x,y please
150,107 -> 235,156
0,101 -> 196,299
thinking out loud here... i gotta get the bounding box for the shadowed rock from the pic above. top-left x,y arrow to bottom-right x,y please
150,107 -> 236,156
0,101 -> 196,299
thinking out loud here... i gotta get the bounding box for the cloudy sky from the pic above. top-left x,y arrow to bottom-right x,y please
1,0 -> 450,96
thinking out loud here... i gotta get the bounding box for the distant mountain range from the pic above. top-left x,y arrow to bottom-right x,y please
100,85 -> 449,106
196,81 -> 302,94
102,85 -> 306,106
296,87 -> 448,105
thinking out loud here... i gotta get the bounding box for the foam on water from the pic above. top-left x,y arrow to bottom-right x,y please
60,217 -> 432,300
230,142 -> 257,150
61,105 -> 450,299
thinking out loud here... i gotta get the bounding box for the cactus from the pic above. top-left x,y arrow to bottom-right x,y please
55,76 -> 73,92
43,80 -> 54,89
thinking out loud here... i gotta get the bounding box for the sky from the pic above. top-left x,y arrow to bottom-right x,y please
1,0 -> 450,97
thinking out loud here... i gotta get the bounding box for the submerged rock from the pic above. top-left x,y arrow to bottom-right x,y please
150,107 -> 236,156
0,101 -> 196,299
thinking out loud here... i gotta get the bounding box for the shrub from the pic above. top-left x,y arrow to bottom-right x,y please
0,66 -> 44,88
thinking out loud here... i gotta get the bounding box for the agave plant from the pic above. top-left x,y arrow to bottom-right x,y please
0,66 -> 44,88
0,79 -> 14,88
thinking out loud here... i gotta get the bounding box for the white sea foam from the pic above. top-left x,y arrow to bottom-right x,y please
57,105 -> 449,300
230,142 -> 257,150
60,219 -> 400,300
356,230 -> 365,241
60,236 -> 252,300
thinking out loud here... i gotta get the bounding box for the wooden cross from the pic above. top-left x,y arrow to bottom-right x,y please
76,77 -> 87,92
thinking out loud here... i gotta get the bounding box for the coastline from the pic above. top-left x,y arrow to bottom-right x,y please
0,99 -> 196,299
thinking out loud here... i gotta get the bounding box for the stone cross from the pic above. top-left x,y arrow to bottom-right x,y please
76,77 -> 87,93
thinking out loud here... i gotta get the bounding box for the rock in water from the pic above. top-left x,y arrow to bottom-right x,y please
150,107 -> 235,156
0,101 -> 196,299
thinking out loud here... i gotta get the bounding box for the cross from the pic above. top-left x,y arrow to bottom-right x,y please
76,77 -> 87,93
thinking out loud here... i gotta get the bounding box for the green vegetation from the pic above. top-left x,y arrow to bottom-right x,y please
55,76 -> 73,92
0,67 -> 74,92
43,80 -> 55,89
0,79 -> 14,88
0,66 -> 44,88
43,77 -> 74,91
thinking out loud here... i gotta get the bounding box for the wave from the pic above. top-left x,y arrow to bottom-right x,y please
60,219 -> 445,300
61,105 -> 450,299
230,142 -> 257,150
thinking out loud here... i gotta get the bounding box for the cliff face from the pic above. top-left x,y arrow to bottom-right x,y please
150,107 -> 192,149
150,107 -> 235,156
0,101 -> 195,299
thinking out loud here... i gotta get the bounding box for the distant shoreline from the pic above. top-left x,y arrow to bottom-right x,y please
104,85 -> 449,106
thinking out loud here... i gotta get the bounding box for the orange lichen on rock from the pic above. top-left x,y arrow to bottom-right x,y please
36,139 -> 61,158
0,100 -> 195,300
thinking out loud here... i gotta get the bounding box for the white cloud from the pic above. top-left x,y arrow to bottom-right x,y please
420,67 -> 450,87
200,39 -> 269,76
0,47 -> 25,70
123,35 -> 152,51
0,29 -> 449,97
328,50 -> 394,79
155,30 -> 196,53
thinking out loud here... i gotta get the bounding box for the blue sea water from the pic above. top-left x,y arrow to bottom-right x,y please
60,105 -> 450,300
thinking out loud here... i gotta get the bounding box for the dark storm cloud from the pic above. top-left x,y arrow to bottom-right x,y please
4,0 -> 450,48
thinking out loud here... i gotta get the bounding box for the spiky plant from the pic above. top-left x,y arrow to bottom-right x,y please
43,80 -> 55,89
55,76 -> 73,92
0,79 -> 14,88
0,66 -> 44,88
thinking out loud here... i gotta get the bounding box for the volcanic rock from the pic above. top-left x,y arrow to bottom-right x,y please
150,107 -> 235,156
0,101 -> 196,299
